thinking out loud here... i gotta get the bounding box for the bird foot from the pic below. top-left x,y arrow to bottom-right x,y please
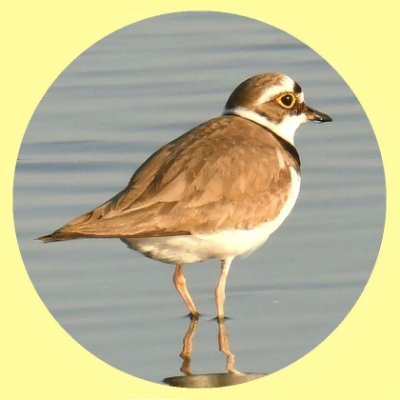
185,311 -> 200,321
214,315 -> 232,322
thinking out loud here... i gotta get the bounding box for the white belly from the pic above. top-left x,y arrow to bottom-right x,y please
123,168 -> 300,265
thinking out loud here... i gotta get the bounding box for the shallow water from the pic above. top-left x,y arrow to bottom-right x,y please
14,12 -> 385,384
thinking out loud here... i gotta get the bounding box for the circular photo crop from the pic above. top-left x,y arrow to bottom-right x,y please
14,12 -> 385,387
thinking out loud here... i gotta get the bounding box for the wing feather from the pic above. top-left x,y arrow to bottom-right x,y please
42,116 -> 299,240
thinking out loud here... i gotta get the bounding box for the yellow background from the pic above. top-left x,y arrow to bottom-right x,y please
1,1 -> 399,399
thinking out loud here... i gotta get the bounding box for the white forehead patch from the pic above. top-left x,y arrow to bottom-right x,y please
256,75 -> 296,105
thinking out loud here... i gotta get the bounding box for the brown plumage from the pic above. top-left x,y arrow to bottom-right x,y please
39,115 -> 299,242
38,72 -> 332,319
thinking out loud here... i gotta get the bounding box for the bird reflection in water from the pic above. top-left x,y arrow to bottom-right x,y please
164,317 -> 266,388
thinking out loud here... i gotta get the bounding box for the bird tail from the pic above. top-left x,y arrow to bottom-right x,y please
36,231 -> 83,243
36,209 -> 98,242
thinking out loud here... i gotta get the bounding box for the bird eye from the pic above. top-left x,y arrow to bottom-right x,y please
277,93 -> 295,108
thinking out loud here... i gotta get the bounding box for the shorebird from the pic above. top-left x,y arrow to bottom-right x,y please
39,72 -> 332,320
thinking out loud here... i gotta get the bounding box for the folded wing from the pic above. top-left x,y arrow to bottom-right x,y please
39,116 -> 296,241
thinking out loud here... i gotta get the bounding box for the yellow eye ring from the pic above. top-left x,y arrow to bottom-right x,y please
277,93 -> 295,109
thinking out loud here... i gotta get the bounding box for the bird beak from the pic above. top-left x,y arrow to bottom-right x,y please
306,105 -> 333,123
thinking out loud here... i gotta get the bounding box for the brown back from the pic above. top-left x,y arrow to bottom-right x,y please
48,115 -> 300,239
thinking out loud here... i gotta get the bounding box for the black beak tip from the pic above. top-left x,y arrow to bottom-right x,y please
306,106 -> 333,124
315,114 -> 333,123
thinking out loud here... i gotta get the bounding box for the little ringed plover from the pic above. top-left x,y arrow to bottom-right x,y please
39,72 -> 332,320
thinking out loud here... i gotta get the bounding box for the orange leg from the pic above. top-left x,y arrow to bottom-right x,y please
215,257 -> 233,320
173,264 -> 199,317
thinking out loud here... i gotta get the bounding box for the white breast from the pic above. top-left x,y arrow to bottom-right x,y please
123,168 -> 301,265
